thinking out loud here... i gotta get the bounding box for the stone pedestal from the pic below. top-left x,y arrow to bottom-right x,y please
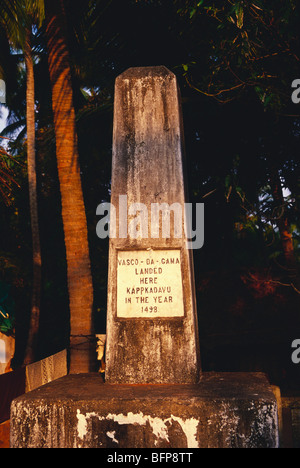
10,373 -> 279,448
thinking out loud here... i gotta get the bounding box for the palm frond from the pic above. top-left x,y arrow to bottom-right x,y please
0,144 -> 20,204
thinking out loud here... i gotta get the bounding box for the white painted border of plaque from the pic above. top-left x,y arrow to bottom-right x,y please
116,249 -> 184,319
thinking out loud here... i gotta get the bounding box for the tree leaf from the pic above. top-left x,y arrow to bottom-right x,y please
251,1 -> 264,11
190,8 -> 197,19
236,4 -> 244,29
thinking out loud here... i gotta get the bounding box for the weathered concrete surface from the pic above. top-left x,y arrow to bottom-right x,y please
10,373 -> 279,448
106,66 -> 200,384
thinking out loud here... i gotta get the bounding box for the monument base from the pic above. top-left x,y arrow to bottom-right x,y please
10,372 -> 279,448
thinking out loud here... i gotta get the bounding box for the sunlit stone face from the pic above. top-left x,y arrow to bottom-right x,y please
117,249 -> 184,318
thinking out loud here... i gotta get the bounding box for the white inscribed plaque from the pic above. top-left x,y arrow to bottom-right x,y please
117,249 -> 184,318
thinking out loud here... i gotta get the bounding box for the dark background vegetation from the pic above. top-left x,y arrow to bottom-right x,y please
0,0 -> 299,393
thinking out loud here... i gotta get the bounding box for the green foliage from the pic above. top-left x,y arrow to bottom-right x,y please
0,281 -> 15,336
0,143 -> 21,205
177,0 -> 299,111
0,0 -> 45,49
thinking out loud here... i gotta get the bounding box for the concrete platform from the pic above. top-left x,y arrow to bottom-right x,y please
10,372 -> 279,448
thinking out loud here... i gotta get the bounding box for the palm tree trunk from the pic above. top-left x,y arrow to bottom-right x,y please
45,0 -> 95,373
23,29 -> 42,365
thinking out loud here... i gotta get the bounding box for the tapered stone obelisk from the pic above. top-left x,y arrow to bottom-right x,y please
105,66 -> 201,384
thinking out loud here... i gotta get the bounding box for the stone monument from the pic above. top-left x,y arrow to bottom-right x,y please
105,66 -> 200,384
10,67 -> 279,449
